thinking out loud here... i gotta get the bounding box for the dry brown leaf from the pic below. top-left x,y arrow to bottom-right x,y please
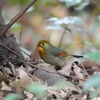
46,86 -> 67,99
70,94 -> 81,100
81,59 -> 100,70
59,62 -> 72,76
81,59 -> 100,75
9,62 -> 16,75
81,94 -> 87,100
1,81 -> 12,91
10,67 -> 34,92
3,68 -> 13,75
0,94 -> 4,100
46,81 -> 82,100
72,63 -> 84,86
0,72 -> 6,83
24,91 -> 34,100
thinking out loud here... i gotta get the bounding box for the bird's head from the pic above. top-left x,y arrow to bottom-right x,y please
37,40 -> 52,54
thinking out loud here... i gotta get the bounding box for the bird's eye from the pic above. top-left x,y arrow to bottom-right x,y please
42,43 -> 45,46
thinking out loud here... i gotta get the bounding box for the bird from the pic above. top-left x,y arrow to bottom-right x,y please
37,40 -> 83,70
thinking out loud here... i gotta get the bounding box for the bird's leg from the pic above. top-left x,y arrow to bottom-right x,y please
55,66 -> 61,70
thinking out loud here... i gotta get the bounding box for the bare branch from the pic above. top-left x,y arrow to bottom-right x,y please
0,42 -> 19,56
0,0 -> 37,37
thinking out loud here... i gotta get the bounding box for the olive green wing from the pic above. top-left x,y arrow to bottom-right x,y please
49,46 -> 65,57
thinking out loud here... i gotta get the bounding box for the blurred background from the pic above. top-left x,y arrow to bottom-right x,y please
2,0 -> 100,55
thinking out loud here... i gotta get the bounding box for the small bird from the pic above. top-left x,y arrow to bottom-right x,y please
37,40 -> 83,70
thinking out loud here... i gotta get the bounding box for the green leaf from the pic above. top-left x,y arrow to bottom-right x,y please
4,94 -> 21,100
89,89 -> 100,98
83,75 -> 100,92
85,51 -> 100,63
93,7 -> 100,15
26,83 -> 45,98
65,27 -> 71,33
10,0 -> 29,6
45,1 -> 59,7
10,0 -> 20,5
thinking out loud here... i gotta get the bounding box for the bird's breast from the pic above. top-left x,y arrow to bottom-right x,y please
37,46 -> 45,57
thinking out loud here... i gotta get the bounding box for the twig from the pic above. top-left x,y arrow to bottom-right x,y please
19,29 -> 22,47
9,57 -> 87,81
58,29 -> 66,47
0,42 -> 19,56
0,0 -> 37,37
57,72 -> 87,81
20,48 -> 30,57
86,69 -> 95,71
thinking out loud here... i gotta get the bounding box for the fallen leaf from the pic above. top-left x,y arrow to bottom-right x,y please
72,63 -> 84,86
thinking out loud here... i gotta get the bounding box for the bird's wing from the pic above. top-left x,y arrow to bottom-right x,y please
50,46 -> 65,57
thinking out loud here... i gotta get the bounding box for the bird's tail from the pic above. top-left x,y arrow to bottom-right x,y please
71,55 -> 84,58
59,52 -> 83,58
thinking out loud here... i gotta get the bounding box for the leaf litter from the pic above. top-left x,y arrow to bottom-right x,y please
0,57 -> 100,100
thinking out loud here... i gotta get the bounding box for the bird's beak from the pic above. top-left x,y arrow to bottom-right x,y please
36,44 -> 39,47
